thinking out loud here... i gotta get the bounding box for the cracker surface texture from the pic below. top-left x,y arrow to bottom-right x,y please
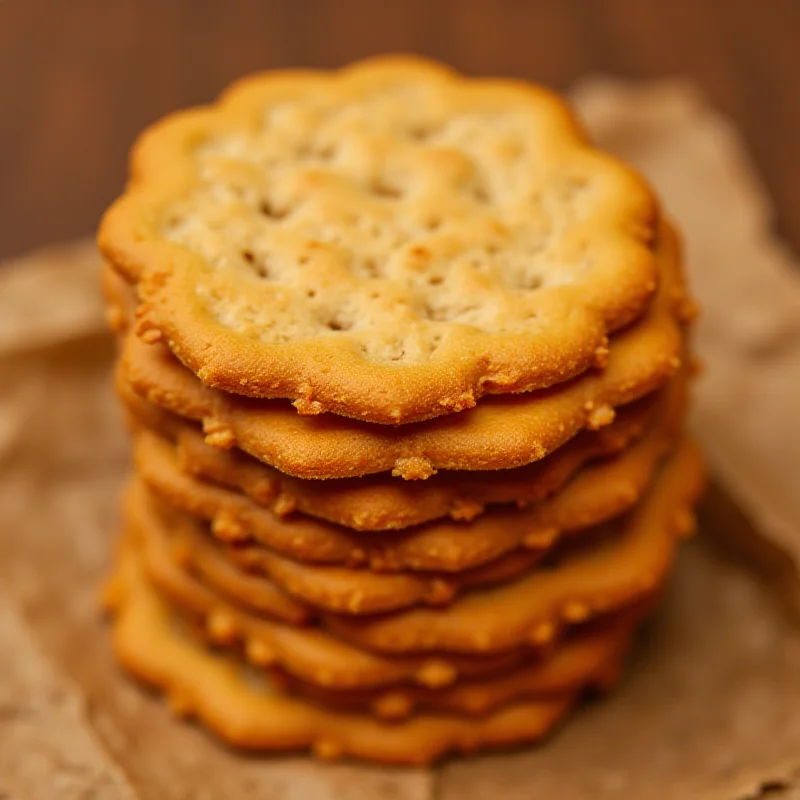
100,56 -> 659,424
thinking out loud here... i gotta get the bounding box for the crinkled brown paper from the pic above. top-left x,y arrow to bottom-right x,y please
1,79 -> 800,800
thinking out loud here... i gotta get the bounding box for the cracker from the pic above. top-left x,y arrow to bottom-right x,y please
123,483 -> 312,625
109,555 -> 575,764
135,481 -> 545,615
119,358 -> 660,529
122,443 -> 702,682
114,219 -> 685,479
228,539 -> 542,616
131,372 -> 686,574
124,506 -> 534,690
268,608 -> 639,720
325,439 -> 705,654
99,55 -> 659,426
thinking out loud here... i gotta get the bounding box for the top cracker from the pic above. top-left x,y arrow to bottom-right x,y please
100,56 -> 659,425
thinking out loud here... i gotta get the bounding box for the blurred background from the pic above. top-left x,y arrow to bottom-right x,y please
1,0 -> 799,260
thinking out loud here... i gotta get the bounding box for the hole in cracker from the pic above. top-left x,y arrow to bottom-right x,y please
408,245 -> 431,264
383,338 -> 408,362
428,331 -> 444,355
371,179 -> 402,200
472,182 -> 490,204
303,139 -> 338,162
259,198 -> 289,220
408,123 -> 438,142
424,216 -> 442,231
323,311 -> 353,332
242,250 -> 272,279
427,274 -> 443,286
360,256 -> 382,278
306,288 -> 317,298
316,143 -> 337,161
421,302 -> 453,322
520,272 -> 543,291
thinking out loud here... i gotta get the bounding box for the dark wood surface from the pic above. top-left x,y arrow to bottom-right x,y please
2,0 -> 799,260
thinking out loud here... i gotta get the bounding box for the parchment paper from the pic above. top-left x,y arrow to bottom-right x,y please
1,79 -> 799,799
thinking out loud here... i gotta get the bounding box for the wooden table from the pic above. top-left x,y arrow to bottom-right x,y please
1,0 -> 799,260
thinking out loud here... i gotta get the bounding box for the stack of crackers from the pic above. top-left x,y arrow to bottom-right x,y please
98,57 -> 704,765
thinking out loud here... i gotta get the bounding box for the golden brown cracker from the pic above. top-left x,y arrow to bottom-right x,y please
115,219 -> 685,479
126,502 -> 533,690
100,56 -> 659,426
229,543 -> 542,616
123,443 -> 702,683
326,439 -> 705,654
181,394 -> 656,528
132,377 -> 686,574
270,610 -> 638,720
124,482 -> 312,625
108,554 -> 576,764
118,358 -> 661,530
137,483 -> 545,614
